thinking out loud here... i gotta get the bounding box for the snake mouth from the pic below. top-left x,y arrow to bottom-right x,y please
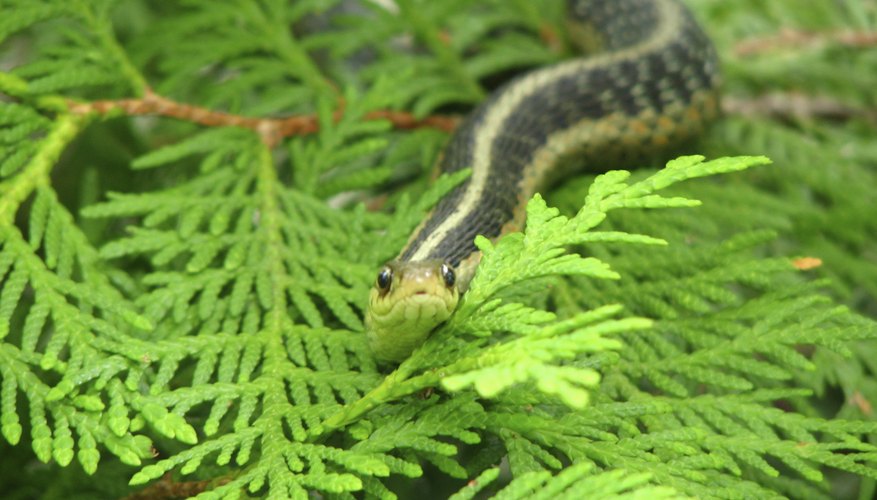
370,291 -> 454,325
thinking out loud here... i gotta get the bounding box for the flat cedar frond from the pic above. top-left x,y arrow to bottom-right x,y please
451,463 -> 682,500
1,0 -> 876,499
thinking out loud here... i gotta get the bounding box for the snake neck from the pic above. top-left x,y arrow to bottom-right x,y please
398,0 -> 720,269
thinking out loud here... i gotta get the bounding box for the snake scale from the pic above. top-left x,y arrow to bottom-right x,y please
366,0 -> 721,362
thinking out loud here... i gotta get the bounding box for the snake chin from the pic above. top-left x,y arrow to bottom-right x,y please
369,291 -> 455,327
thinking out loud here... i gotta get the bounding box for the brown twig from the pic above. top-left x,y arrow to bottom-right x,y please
538,23 -> 564,53
123,473 -> 231,500
735,28 -> 877,57
361,109 -> 459,133
67,90 -> 459,147
722,92 -> 877,124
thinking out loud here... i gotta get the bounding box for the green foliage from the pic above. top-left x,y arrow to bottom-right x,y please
1,0 -> 876,499
450,463 -> 682,500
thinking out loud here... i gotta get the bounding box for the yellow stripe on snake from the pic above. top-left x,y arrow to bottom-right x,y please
366,0 -> 721,362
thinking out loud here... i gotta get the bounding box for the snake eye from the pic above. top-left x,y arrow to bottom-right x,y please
376,267 -> 393,292
440,263 -> 456,288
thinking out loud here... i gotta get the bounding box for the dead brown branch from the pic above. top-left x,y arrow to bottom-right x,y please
123,473 -> 230,500
735,28 -> 877,57
722,92 -> 877,124
68,90 -> 459,147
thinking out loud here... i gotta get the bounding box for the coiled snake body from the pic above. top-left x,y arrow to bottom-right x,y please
366,0 -> 721,361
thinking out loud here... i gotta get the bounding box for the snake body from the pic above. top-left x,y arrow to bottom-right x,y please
366,0 -> 721,362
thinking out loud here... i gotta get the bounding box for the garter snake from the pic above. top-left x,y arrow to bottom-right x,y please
366,0 -> 721,362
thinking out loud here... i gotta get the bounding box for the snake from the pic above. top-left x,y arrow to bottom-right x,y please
365,0 -> 721,362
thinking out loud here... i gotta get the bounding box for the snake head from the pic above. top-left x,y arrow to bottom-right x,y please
365,260 -> 460,362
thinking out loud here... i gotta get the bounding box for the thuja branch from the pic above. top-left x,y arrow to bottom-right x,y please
74,1 -> 149,95
312,361 -> 445,440
0,114 -> 90,225
67,91 -> 459,147
396,0 -> 485,101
